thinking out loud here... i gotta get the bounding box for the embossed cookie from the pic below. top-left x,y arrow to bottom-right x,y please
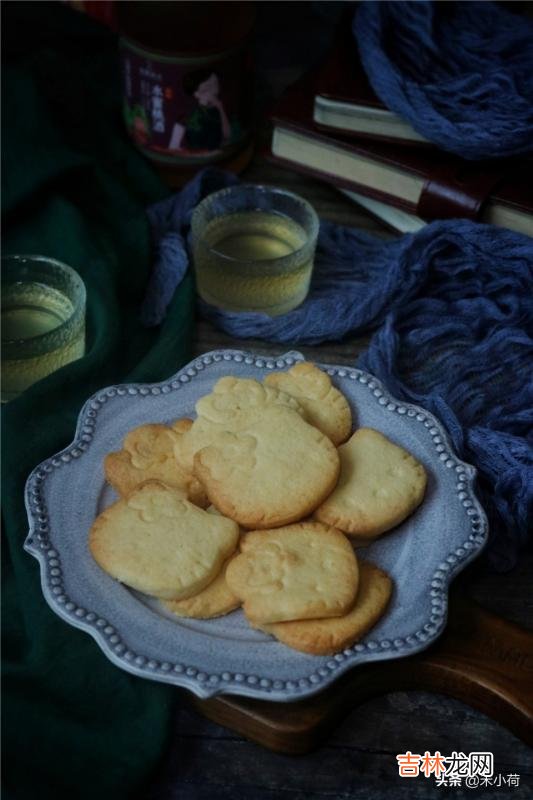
162,552 -> 241,619
314,428 -> 427,538
175,377 -> 305,475
162,505 -> 242,618
225,523 -> 359,624
89,481 -> 239,600
259,561 -> 392,655
105,421 -> 207,507
197,377 -> 304,424
265,362 -> 352,445
171,418 -> 194,435
193,404 -> 340,528
170,418 -> 209,506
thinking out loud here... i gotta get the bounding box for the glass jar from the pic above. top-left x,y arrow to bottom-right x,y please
1,255 -> 86,402
191,185 -> 319,315
117,1 -> 255,185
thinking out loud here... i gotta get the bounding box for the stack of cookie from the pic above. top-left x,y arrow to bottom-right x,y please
89,363 -> 427,655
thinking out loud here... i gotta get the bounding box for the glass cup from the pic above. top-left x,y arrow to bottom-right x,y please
190,184 -> 319,315
1,255 -> 86,402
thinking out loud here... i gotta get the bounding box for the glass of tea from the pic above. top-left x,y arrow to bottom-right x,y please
1,255 -> 86,402
190,184 -> 319,315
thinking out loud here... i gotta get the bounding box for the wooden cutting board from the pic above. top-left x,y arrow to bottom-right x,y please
189,590 -> 533,754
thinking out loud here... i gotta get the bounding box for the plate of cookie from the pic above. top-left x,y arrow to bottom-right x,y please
24,349 -> 488,701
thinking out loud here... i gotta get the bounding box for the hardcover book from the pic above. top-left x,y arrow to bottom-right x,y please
313,27 -> 429,146
270,75 -> 533,238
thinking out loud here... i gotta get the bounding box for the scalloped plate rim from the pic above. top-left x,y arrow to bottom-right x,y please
23,348 -> 488,702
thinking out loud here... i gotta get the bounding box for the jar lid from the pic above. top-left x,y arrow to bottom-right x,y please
117,1 -> 256,58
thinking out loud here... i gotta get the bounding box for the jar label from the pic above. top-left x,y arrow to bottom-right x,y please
120,39 -> 250,163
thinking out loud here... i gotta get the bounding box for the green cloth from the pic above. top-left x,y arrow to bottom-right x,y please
2,4 -> 195,799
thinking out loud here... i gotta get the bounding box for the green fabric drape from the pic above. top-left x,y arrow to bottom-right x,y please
2,4 -> 194,798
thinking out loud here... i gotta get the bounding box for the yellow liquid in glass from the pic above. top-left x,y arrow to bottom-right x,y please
1,282 -> 85,401
194,210 -> 313,315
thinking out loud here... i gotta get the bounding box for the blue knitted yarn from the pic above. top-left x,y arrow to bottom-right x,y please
141,169 -> 533,570
140,169 -> 239,327
354,1 -> 533,159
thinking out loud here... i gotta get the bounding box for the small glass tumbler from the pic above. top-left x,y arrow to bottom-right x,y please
1,255 -> 86,402
191,184 -> 319,315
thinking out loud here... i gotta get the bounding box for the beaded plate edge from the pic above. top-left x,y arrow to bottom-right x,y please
24,349 -> 488,702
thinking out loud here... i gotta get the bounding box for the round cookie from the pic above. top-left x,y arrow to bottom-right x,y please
89,481 -> 239,600
265,362 -> 352,445
105,420 -> 207,507
225,522 -> 359,624
259,561 -> 392,655
193,404 -> 340,528
175,377 -> 305,475
314,428 -> 427,538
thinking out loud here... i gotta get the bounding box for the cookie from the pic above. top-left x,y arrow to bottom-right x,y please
265,362 -> 352,445
105,421 -> 208,506
162,504 -> 242,619
175,377 -> 305,475
171,418 -> 194,435
89,481 -> 239,600
259,561 -> 392,655
225,522 -> 359,624
162,552 -> 241,619
169,418 -> 208,506
194,404 -> 340,528
314,428 -> 427,538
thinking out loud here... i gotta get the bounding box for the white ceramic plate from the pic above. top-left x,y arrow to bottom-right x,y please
24,349 -> 488,701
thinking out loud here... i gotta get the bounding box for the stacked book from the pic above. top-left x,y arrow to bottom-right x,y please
268,28 -> 532,237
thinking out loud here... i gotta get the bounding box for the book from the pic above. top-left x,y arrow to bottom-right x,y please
313,25 -> 428,145
339,189 -> 426,234
270,75 -> 533,238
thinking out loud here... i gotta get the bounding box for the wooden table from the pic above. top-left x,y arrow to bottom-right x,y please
147,157 -> 533,800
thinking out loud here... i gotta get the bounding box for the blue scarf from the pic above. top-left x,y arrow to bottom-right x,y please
141,169 -> 533,571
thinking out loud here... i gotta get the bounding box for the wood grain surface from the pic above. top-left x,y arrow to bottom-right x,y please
188,590 -> 533,750
146,156 -> 533,800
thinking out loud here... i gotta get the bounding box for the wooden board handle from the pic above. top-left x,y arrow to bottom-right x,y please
191,595 -> 533,754
413,594 -> 533,741
405,595 -> 532,739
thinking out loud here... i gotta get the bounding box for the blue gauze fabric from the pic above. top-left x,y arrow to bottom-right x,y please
141,169 -> 533,571
354,0 -> 533,159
